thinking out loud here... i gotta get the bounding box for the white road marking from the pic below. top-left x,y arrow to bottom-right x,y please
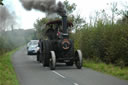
74,83 -> 79,85
52,71 -> 65,78
27,55 -> 79,85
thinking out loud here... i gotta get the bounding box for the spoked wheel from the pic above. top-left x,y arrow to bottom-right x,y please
75,50 -> 83,69
49,51 -> 56,70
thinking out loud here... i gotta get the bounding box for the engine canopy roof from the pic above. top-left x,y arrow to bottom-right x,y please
46,20 -> 73,27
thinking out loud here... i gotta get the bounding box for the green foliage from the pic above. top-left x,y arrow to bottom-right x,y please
34,18 -> 55,39
0,0 -> 3,5
63,0 -> 85,29
83,59 -> 128,80
71,14 -> 85,29
0,49 -> 19,85
0,29 -> 36,55
116,3 -> 128,24
63,0 -> 76,15
63,0 -> 85,30
72,22 -> 128,67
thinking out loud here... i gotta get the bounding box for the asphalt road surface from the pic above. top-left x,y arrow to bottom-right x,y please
12,47 -> 128,85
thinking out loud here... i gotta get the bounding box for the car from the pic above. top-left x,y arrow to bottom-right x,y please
27,42 -> 31,49
27,40 -> 39,55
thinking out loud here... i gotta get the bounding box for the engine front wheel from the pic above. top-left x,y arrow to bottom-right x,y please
75,50 -> 83,69
49,51 -> 56,70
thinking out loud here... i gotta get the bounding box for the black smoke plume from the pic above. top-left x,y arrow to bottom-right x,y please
20,0 -> 66,16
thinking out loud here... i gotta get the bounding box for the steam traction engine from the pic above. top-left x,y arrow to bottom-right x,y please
37,15 -> 83,70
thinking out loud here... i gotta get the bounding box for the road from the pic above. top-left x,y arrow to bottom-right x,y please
12,47 -> 128,85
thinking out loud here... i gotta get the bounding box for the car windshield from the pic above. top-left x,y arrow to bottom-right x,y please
30,40 -> 38,45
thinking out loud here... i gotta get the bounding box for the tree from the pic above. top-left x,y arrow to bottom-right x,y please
117,3 -> 128,24
63,0 -> 76,16
110,2 -> 118,25
34,18 -> 52,39
0,0 -> 3,5
122,11 -> 128,24
0,6 -> 14,32
63,0 -> 85,29
71,14 -> 85,29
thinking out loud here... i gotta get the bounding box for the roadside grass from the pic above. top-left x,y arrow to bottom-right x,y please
0,49 -> 19,85
83,59 -> 128,80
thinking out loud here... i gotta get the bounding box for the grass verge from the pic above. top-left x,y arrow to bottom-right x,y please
83,59 -> 128,80
0,49 -> 19,85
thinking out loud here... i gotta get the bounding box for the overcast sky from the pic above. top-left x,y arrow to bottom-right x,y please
3,0 -> 128,29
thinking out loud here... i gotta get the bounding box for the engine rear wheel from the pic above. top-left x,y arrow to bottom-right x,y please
42,40 -> 52,67
37,51 -> 40,62
75,50 -> 83,69
49,51 -> 56,70
39,52 -> 42,63
38,40 -> 43,63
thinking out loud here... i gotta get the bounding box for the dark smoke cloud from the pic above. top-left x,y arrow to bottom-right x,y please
0,5 -> 15,31
20,0 -> 66,16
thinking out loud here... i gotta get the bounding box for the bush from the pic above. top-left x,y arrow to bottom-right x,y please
72,23 -> 128,67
